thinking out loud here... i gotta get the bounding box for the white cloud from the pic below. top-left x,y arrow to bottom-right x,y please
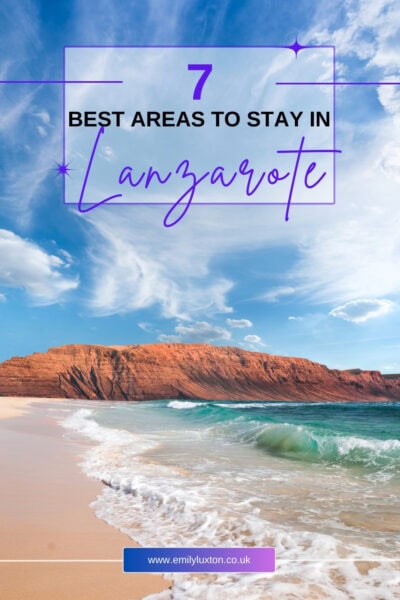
0,229 -> 78,304
35,111 -> 50,124
244,334 -> 262,343
378,140 -> 400,182
138,322 -> 153,333
159,321 -> 231,343
377,82 -> 400,123
0,293 -> 6,303
226,318 -> 253,328
309,0 -> 400,72
381,363 -> 400,373
242,334 -> 266,350
288,316 -> 303,321
262,287 -> 296,303
37,125 -> 47,138
101,146 -> 115,161
329,299 -> 395,323
58,249 -> 73,265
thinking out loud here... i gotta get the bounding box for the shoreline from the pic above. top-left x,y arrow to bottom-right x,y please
0,397 -> 171,600
0,396 -> 66,420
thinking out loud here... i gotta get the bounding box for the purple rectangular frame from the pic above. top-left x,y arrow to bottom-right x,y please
62,44 -> 337,208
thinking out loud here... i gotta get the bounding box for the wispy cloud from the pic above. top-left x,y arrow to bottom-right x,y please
138,322 -> 154,333
0,0 -> 41,63
34,110 -> 50,124
262,286 -> 297,303
1,125 -> 61,227
83,209 -> 234,319
73,0 -> 191,46
0,0 -> 61,228
0,88 -> 37,133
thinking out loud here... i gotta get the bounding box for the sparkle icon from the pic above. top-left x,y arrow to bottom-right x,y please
287,39 -> 305,57
54,162 -> 72,177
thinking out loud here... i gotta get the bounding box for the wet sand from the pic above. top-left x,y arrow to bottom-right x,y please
0,397 -> 171,599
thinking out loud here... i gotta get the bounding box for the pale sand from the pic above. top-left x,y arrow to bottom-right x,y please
0,396 -> 66,420
0,398 -> 171,599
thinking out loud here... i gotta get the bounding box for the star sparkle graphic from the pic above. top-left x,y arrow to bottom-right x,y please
54,161 -> 72,177
287,38 -> 306,57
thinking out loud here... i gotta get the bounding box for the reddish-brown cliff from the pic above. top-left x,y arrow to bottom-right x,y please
0,343 -> 399,402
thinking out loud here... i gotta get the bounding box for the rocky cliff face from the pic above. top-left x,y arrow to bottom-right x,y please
0,343 -> 399,402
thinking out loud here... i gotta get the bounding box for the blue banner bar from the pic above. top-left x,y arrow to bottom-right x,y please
123,547 -> 275,573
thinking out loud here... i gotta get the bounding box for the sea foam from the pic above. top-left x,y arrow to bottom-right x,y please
61,405 -> 400,600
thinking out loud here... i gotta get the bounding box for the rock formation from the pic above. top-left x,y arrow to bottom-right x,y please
0,343 -> 399,402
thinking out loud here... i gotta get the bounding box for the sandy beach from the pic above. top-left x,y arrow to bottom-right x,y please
0,397 -> 171,600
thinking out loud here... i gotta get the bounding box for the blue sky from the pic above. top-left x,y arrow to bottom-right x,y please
1,0 -> 400,372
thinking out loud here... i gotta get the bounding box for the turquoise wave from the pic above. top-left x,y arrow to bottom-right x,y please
163,400 -> 400,471
95,399 -> 400,473
253,422 -> 400,470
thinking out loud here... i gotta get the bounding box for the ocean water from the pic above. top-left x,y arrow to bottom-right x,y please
62,400 -> 400,599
